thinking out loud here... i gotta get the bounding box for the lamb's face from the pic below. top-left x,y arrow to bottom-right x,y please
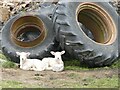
16,52 -> 30,60
50,51 -> 65,60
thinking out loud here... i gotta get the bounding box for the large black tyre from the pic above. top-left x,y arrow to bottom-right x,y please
0,22 -> 3,50
118,16 -> 120,57
117,1 -> 120,15
53,1 -> 118,67
1,9 -> 57,63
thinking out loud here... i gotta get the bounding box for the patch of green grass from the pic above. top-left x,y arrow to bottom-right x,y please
1,76 -> 118,88
64,59 -> 120,71
0,80 -> 41,88
64,59 -> 90,71
2,61 -> 17,68
52,75 -> 118,88
110,59 -> 120,68
81,75 -> 119,88
0,53 -> 18,68
0,53 -> 7,60
67,73 -> 79,79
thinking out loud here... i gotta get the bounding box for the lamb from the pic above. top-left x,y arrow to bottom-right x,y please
16,52 -> 45,71
42,51 -> 65,72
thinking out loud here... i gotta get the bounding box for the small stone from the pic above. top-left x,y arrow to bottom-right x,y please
83,83 -> 88,86
82,78 -> 87,81
35,73 -> 40,76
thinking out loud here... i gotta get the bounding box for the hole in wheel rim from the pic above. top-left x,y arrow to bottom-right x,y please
77,3 -> 117,45
11,15 -> 46,47
16,25 -> 41,42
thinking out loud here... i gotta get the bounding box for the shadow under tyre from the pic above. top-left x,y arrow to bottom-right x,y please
53,1 -> 118,67
1,12 -> 56,63
0,22 -> 3,50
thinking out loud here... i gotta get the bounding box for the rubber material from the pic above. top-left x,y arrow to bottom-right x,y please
1,9 -> 57,63
0,22 -> 3,50
53,1 -> 118,67
118,16 -> 120,57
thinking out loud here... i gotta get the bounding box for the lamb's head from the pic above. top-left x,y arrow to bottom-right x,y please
16,52 -> 30,61
16,52 -> 30,68
50,51 -> 65,60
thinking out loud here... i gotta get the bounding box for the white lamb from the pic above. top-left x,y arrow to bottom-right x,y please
42,51 -> 65,72
16,52 -> 45,71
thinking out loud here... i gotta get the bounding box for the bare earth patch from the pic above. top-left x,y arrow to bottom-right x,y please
1,68 -> 118,88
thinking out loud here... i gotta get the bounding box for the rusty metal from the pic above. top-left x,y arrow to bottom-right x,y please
10,15 -> 46,47
76,3 -> 117,45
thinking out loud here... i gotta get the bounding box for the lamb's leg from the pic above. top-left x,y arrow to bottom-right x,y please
46,66 -> 52,70
43,62 -> 52,70
22,66 -> 30,70
29,66 -> 36,71
22,63 -> 32,70
33,68 -> 44,71
32,65 -> 45,71
52,64 -> 64,72
31,65 -> 40,71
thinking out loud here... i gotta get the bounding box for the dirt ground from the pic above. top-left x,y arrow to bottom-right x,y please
1,68 -> 118,88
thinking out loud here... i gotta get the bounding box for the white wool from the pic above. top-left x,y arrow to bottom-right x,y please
16,52 -> 45,71
42,51 -> 65,72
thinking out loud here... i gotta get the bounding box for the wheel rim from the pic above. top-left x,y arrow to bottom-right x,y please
76,3 -> 117,45
11,15 -> 46,47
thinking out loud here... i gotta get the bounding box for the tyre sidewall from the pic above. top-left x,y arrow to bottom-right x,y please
2,13 -> 55,62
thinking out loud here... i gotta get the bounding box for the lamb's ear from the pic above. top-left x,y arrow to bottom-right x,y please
50,51 -> 55,55
61,51 -> 65,55
26,52 -> 30,56
16,52 -> 20,56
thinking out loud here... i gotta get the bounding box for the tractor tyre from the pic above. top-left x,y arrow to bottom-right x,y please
53,1 -> 118,67
1,10 -> 57,63
0,22 -> 3,50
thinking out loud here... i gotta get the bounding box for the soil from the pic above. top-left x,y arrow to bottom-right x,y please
1,68 -> 118,88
